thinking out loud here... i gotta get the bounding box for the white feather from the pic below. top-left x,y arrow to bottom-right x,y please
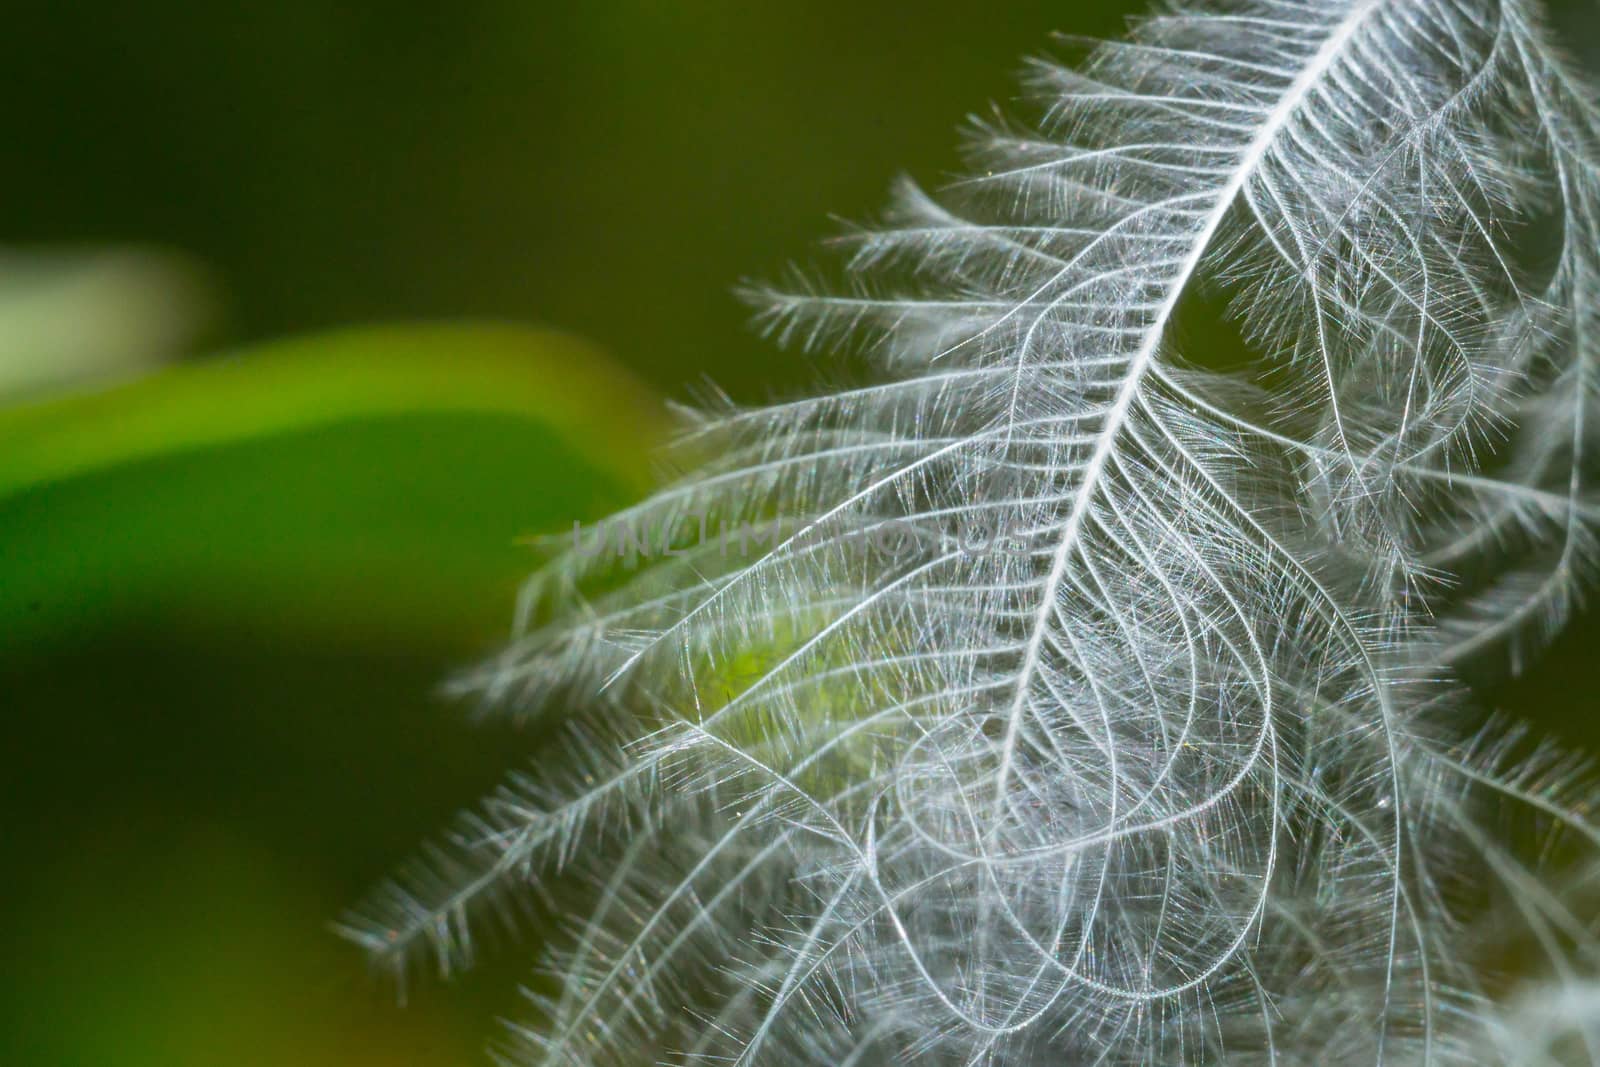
347,2 -> 1600,1063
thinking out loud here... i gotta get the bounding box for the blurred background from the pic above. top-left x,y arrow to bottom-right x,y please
3,3 -> 1598,1065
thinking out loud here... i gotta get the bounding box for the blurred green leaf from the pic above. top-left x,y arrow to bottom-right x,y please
0,322 -> 665,650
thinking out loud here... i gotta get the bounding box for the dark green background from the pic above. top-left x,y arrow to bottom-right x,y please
3,3 -> 1598,1065
0,1 -> 1134,399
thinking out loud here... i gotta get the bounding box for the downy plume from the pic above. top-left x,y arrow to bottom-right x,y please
345,1 -> 1600,1063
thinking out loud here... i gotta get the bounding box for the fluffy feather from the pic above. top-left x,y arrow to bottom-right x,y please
345,2 -> 1600,1063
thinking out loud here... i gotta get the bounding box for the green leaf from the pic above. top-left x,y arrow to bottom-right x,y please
0,323 -> 665,651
